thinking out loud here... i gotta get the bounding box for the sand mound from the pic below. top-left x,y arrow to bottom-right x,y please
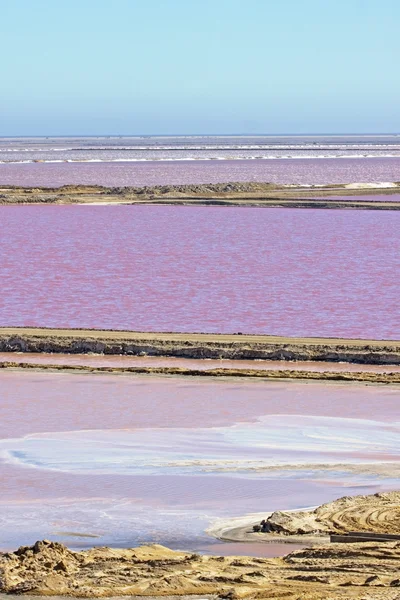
265,491 -> 400,536
2,535 -> 400,598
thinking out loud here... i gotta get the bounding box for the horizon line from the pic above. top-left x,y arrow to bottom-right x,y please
1,132 -> 400,139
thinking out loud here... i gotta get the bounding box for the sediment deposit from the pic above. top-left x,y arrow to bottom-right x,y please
1,181 -> 400,208
1,537 -> 400,599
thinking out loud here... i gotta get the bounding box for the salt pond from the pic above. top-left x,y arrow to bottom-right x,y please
0,371 -> 398,553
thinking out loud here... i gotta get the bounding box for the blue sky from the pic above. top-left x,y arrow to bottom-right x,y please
1,0 -> 399,135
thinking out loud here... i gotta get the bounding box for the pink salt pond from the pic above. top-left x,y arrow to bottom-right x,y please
0,205 -> 399,339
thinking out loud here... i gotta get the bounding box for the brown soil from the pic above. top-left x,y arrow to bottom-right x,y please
1,182 -> 400,209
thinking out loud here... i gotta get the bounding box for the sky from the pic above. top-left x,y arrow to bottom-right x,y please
1,0 -> 399,135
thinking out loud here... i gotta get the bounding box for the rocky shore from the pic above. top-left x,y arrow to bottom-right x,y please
1,181 -> 400,208
0,328 -> 399,365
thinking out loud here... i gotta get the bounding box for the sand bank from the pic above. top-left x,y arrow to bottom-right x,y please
1,181 -> 400,208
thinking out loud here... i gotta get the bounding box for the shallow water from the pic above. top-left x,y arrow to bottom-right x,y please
0,371 -> 398,552
0,205 -> 399,338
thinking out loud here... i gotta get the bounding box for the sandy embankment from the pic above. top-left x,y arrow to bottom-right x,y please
1,328 -> 400,382
209,491 -> 400,545
1,181 -> 400,208
0,328 -> 400,383
2,492 -> 400,598
1,328 -> 399,363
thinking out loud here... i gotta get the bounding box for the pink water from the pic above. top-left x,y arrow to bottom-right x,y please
1,157 -> 400,187
0,205 -> 399,339
0,371 -> 399,552
3,372 -> 399,437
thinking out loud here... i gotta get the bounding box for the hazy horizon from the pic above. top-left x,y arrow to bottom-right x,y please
2,0 -> 399,136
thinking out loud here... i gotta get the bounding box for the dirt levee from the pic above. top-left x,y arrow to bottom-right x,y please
0,328 -> 399,366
